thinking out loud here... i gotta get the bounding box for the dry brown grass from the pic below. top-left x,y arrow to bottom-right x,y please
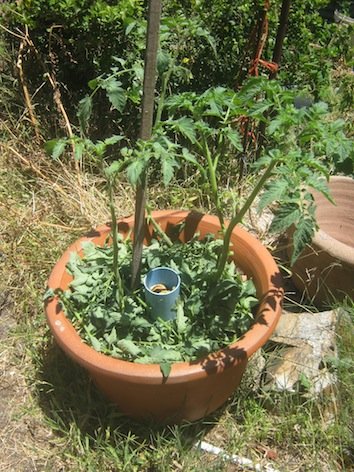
0,120 -> 135,470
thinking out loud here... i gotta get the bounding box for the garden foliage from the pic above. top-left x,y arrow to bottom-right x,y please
2,0 -> 353,132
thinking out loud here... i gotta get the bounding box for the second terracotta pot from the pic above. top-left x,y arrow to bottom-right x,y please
290,176 -> 354,305
45,211 -> 283,423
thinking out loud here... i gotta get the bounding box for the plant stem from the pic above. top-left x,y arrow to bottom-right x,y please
215,158 -> 277,278
146,205 -> 173,247
154,64 -> 174,127
202,136 -> 225,231
90,67 -> 135,99
108,179 -> 124,306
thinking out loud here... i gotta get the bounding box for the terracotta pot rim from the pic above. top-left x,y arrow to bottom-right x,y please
326,175 -> 353,184
311,175 -> 354,266
312,229 -> 354,266
45,210 -> 283,384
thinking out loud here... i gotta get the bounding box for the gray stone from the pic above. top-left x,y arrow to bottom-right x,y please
244,349 -> 266,389
262,310 -> 338,396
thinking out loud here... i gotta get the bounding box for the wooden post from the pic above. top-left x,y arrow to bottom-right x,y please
270,0 -> 291,79
131,0 -> 162,289
256,0 -> 292,159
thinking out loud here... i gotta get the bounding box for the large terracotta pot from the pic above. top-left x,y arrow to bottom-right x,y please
45,210 -> 283,423
290,176 -> 354,304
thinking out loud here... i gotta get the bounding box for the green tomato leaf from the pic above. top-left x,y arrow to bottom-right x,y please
157,50 -> 172,76
199,28 -> 217,56
161,157 -> 178,186
101,78 -> 127,113
103,135 -> 124,147
239,77 -> 267,101
105,327 -> 117,345
126,157 -> 149,186
307,178 -> 334,204
69,274 -> 89,288
73,140 -> 84,161
311,102 -> 328,115
77,95 -> 92,131
43,288 -> 55,301
88,78 -> 99,90
105,160 -> 124,178
248,100 -> 272,118
94,135 -> 124,157
90,336 -> 102,352
223,127 -> 242,151
176,302 -> 187,334
117,339 -> 141,357
170,117 -> 196,143
125,20 -> 136,36
45,139 -> 67,160
208,279 -> 240,316
160,362 -> 171,379
258,179 -> 289,212
149,346 -> 182,362
267,118 -> 283,135
291,217 -> 315,265
270,205 -> 302,234
44,139 -> 59,157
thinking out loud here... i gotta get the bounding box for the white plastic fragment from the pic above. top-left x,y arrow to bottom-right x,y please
195,440 -> 279,472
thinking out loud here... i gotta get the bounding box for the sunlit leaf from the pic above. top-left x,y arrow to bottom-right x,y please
161,157 -> 178,186
126,157 -> 148,186
270,205 -> 301,234
74,140 -> 84,161
160,362 -> 171,379
176,303 -> 187,334
258,179 -> 289,212
77,95 -> 92,131
101,78 -> 127,113
52,139 -> 67,160
117,339 -> 141,357
170,117 -> 196,143
291,217 -> 315,264
90,336 -> 102,352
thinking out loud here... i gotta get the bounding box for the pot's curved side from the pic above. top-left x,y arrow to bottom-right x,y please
290,176 -> 354,304
45,211 -> 283,422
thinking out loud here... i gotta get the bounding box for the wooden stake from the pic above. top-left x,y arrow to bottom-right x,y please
270,0 -> 291,79
131,0 -> 162,290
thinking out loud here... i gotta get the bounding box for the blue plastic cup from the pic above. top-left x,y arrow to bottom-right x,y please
143,267 -> 181,321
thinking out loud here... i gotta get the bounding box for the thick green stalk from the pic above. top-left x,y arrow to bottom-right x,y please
146,205 -> 173,247
108,179 -> 124,306
215,158 -> 277,278
154,63 -> 174,127
202,136 -> 225,231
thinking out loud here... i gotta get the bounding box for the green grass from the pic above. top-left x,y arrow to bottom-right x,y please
26,335 -> 353,470
334,301 -> 354,468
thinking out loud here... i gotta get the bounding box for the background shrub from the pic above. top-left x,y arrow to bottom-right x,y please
1,0 -> 352,135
